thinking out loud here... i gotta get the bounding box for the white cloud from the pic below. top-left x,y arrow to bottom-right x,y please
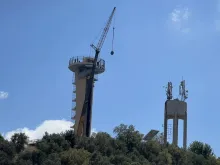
169,6 -> 191,33
4,120 -> 72,140
3,119 -> 98,141
0,91 -> 9,99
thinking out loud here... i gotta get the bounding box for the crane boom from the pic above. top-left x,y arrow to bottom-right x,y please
77,7 -> 116,137
91,7 -> 116,51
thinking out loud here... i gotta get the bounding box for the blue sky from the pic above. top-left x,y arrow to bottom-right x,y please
1,0 -> 220,156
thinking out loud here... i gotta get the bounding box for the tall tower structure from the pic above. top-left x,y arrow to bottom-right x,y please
68,57 -> 105,136
68,7 -> 116,137
164,80 -> 188,149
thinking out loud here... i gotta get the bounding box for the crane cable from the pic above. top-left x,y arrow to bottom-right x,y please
112,28 -> 115,51
111,14 -> 116,55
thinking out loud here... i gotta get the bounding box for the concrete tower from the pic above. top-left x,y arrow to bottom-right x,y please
163,80 -> 188,149
68,56 -> 105,136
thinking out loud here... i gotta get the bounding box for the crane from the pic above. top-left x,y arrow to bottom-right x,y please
76,7 -> 116,137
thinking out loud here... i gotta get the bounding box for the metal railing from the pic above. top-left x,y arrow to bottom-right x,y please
69,56 -> 105,69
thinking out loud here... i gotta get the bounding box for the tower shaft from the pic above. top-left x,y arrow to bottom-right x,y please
69,57 -> 105,137
73,71 -> 95,136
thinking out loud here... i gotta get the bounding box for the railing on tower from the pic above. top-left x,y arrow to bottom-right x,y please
69,56 -> 105,69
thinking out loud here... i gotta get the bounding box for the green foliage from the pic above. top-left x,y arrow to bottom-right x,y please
0,134 -> 4,142
189,141 -> 214,158
157,149 -> 172,165
60,148 -> 91,165
0,150 -> 14,165
89,151 -> 111,165
139,140 -> 161,162
63,130 -> 76,148
0,124 -> 219,164
0,140 -> 16,158
114,124 -> 143,152
11,133 -> 28,153
37,133 -> 70,154
16,159 -> 33,165
94,132 -> 113,156
42,153 -> 61,165
167,144 -> 187,165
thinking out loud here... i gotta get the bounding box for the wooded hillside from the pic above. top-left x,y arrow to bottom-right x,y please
0,124 -> 219,165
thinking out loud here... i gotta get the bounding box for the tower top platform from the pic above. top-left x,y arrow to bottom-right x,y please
68,56 -> 105,74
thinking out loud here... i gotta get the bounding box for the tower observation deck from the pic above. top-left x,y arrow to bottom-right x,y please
68,56 -> 105,136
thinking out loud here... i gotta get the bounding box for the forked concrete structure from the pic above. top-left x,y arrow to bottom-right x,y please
163,80 -> 188,149
68,56 -> 105,136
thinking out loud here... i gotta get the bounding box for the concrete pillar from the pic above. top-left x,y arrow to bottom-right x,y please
164,114 -> 167,146
183,113 -> 187,149
173,113 -> 178,146
176,118 -> 179,145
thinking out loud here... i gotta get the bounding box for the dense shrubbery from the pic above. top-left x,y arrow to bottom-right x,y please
0,124 -> 219,165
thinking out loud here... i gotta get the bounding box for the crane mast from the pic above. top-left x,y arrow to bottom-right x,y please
77,7 -> 116,137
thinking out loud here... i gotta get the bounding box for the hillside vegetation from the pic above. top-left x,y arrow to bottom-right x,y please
0,124 -> 219,165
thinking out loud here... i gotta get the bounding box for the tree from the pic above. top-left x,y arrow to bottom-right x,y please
191,153 -> 206,165
167,144 -> 187,165
157,149 -> 172,165
37,133 -> 70,154
139,140 -> 161,162
110,154 -> 132,165
17,150 -> 32,162
60,148 -> 91,165
94,132 -> 113,156
0,134 -> 4,142
114,124 -> 143,152
203,143 -> 214,158
0,140 -> 16,158
0,140 -> 15,164
31,150 -> 46,165
189,141 -> 214,158
63,130 -> 75,148
16,159 -> 32,165
75,136 -> 96,153
0,124 -> 219,164
89,152 -> 111,165
0,150 -> 14,165
11,133 -> 28,153
42,153 -> 61,165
